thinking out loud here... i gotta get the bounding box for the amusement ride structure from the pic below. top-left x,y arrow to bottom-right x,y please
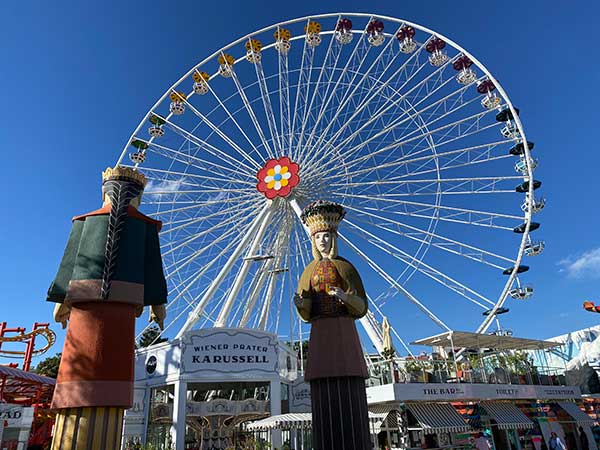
0,322 -> 55,372
116,13 -> 544,355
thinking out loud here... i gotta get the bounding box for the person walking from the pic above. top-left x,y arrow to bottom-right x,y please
579,426 -> 590,450
474,433 -> 491,450
549,432 -> 567,450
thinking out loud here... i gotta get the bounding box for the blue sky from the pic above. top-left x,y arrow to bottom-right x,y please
1,0 -> 599,365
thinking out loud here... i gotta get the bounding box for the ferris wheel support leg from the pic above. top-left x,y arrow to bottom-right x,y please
215,203 -> 276,327
239,267 -> 271,328
258,229 -> 291,331
359,311 -> 385,355
258,272 -> 279,331
175,203 -> 272,338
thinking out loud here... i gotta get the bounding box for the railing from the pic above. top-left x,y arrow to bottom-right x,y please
365,357 -> 567,387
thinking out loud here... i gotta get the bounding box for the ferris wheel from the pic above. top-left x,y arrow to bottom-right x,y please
116,13 -> 544,353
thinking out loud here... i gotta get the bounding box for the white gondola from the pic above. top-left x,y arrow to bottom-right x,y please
429,50 -> 448,67
515,158 -> 538,174
368,33 -> 385,47
524,241 -> 545,256
218,64 -> 233,78
399,38 -> 417,54
193,81 -> 209,95
148,126 -> 164,138
306,33 -> 322,47
509,286 -> 534,300
129,151 -> 146,164
275,40 -> 291,54
481,93 -> 501,110
246,50 -> 261,64
335,30 -> 353,44
169,102 -> 185,115
456,68 -> 477,85
501,122 -> 521,139
521,197 -> 545,214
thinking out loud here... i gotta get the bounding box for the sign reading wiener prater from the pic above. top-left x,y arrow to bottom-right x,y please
180,328 -> 278,376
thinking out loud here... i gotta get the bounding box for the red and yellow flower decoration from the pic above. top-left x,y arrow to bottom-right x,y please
256,157 -> 300,199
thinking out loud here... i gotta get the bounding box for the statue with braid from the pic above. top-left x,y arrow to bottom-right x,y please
46,166 -> 167,450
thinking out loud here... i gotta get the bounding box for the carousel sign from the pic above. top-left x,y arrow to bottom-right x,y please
181,328 -> 278,375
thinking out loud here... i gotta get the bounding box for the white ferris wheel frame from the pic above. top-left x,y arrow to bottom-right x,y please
115,12 -> 535,351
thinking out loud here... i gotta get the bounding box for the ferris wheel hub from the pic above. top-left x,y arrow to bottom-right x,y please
256,157 -> 300,199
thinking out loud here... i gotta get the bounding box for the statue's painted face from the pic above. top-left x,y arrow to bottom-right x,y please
314,231 -> 332,256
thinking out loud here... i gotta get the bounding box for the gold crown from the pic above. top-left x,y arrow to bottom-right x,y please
301,201 -> 345,236
102,166 -> 147,187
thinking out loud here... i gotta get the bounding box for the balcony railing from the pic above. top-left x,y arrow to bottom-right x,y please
365,357 -> 567,387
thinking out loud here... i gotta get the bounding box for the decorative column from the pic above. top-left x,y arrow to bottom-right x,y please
47,166 -> 168,450
171,381 -> 187,450
270,379 -> 282,449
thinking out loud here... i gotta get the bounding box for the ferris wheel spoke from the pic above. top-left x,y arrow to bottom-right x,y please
151,115 -> 258,174
305,40 -> 452,169
335,193 -> 521,229
227,62 -> 276,159
130,165 -> 255,190
311,100 -> 488,181
301,23 -> 404,165
144,145 -> 253,186
300,19 -> 374,157
290,26 -> 315,160
160,198 -> 258,233
161,206 -> 260,256
164,229 -> 246,302
294,18 -> 342,158
277,45 -> 292,151
181,96 -> 263,170
343,221 -> 494,309
163,221 -> 247,277
238,261 -> 272,328
322,109 -> 500,178
310,78 -> 485,175
327,140 -> 514,181
333,175 -> 523,189
338,231 -> 452,330
347,207 -> 513,269
205,84 -> 265,162
331,78 -> 486,171
146,192 -> 254,217
253,59 -> 283,153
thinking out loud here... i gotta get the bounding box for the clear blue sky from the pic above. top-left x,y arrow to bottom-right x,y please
1,0 -> 599,365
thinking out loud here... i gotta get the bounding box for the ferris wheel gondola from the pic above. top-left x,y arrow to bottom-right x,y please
116,14 -> 545,352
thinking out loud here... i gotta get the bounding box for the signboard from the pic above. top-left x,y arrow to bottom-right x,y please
0,405 -> 34,428
134,341 -> 180,381
368,383 -> 583,403
181,328 -> 278,376
290,378 -> 311,413
124,388 -> 147,422
186,399 -> 268,417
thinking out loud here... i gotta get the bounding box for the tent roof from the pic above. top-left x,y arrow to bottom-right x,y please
0,365 -> 55,405
411,331 -> 561,351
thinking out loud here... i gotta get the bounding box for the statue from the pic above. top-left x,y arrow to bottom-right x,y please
294,200 -> 371,450
46,166 -> 167,450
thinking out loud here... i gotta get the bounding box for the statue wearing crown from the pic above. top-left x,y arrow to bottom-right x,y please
46,166 -> 167,450
295,201 -> 371,450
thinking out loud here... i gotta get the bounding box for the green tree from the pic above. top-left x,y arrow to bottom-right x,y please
34,353 -> 62,378
137,326 -> 167,348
